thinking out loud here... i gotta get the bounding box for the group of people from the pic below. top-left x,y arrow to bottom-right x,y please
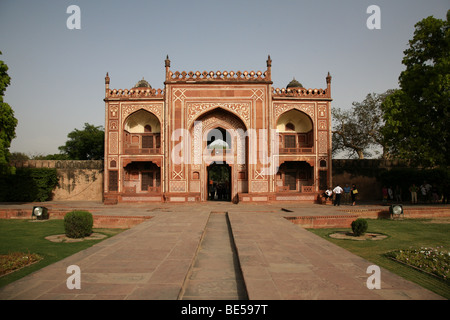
208,181 -> 230,201
381,185 -> 403,203
407,181 -> 449,204
323,184 -> 358,206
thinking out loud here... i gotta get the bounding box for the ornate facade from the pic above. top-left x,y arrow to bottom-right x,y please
103,56 -> 332,204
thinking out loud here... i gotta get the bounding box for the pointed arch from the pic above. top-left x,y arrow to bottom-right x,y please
124,109 -> 160,133
276,109 -> 314,154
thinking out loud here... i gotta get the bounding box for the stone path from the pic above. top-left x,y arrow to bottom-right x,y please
0,201 -> 445,300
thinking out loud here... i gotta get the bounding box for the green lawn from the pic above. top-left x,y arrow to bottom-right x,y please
0,219 -> 125,288
308,218 -> 450,299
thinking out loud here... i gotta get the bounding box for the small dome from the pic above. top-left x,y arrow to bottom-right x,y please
133,77 -> 152,88
286,78 -> 303,89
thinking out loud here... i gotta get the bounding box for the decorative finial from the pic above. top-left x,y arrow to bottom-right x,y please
105,72 -> 110,85
165,55 -> 171,68
326,71 -> 332,84
266,55 -> 272,68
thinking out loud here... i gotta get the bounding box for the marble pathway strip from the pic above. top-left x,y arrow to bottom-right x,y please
179,212 -> 248,300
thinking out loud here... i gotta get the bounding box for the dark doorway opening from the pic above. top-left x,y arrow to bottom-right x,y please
207,163 -> 231,201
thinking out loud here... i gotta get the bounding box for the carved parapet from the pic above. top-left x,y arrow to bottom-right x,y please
107,88 -> 164,99
272,87 -> 330,99
166,70 -> 271,83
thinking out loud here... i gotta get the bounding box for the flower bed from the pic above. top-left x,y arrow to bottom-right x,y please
386,247 -> 449,282
0,252 -> 42,277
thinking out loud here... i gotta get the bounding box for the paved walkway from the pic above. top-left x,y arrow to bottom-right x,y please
0,201 -> 446,300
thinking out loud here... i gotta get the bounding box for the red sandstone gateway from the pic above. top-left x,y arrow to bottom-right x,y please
103,56 -> 332,204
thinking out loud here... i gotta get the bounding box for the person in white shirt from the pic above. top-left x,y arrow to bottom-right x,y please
333,184 -> 344,206
322,187 -> 333,204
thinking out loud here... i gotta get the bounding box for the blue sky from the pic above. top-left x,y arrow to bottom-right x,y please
1,0 -> 448,156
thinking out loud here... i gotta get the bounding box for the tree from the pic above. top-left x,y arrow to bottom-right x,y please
59,123 -> 104,160
9,152 -> 30,161
0,51 -> 18,172
382,13 -> 450,167
332,90 -> 393,159
31,153 -> 70,160
332,107 -> 368,159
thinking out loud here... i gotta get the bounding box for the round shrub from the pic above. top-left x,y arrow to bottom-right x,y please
64,211 -> 93,238
351,218 -> 368,236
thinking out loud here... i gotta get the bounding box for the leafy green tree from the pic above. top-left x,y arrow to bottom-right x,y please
59,123 -> 104,160
31,153 -> 70,160
9,152 -> 30,161
332,90 -> 394,159
332,107 -> 368,159
0,51 -> 18,172
382,13 -> 450,167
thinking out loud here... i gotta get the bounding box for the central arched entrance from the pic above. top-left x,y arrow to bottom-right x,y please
207,162 -> 231,201
190,108 -> 248,203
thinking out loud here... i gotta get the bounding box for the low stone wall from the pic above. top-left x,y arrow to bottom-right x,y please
10,160 -> 104,201
285,214 -> 359,229
0,207 -> 151,228
7,159 -> 425,203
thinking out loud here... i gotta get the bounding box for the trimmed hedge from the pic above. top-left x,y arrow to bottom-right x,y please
351,219 -> 368,236
0,168 -> 58,202
64,211 -> 93,238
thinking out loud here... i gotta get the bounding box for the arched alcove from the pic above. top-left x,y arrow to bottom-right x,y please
276,109 -> 314,154
124,109 -> 160,133
124,109 -> 161,154
276,109 -> 312,133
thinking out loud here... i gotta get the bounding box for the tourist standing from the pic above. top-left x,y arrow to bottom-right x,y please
442,181 -> 450,204
394,185 -> 402,202
382,186 -> 388,203
388,186 -> 394,201
431,184 -> 439,203
409,183 -> 418,204
351,184 -> 358,206
333,184 -> 344,206
343,184 -> 351,204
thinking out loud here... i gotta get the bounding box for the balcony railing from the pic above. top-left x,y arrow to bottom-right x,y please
278,147 -> 313,154
277,185 -> 315,193
124,148 -> 161,155
124,186 -> 161,193
147,186 -> 161,193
